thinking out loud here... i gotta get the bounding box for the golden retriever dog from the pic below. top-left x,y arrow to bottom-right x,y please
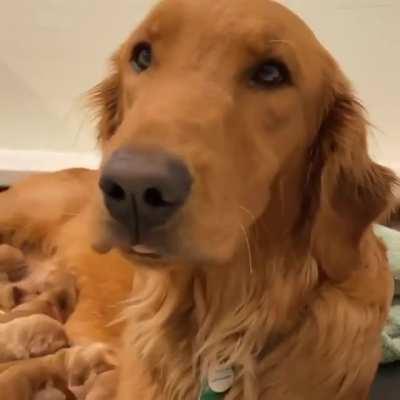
0,0 -> 398,398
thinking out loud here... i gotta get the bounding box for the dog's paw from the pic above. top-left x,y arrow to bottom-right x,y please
65,343 -> 117,399
0,314 -> 69,361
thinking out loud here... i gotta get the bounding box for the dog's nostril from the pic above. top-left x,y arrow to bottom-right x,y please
144,187 -> 170,208
104,181 -> 126,201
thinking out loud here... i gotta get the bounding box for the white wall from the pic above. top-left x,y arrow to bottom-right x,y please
284,0 -> 399,171
0,0 -> 398,183
0,0 -> 157,154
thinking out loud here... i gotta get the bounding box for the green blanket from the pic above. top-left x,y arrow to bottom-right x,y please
374,225 -> 400,364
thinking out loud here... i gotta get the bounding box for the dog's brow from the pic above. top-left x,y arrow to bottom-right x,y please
146,20 -> 162,40
241,25 -> 297,54
244,36 -> 300,74
268,39 -> 296,50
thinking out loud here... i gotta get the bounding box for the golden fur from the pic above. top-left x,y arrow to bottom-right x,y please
0,0 -> 398,399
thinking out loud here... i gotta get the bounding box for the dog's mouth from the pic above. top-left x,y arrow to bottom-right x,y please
93,219 -> 152,251
92,216 -> 177,265
129,244 -> 161,259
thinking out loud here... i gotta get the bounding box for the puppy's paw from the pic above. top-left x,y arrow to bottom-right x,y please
33,386 -> 67,400
0,314 -> 69,361
0,285 -> 20,312
0,244 -> 28,311
65,343 -> 117,398
86,370 -> 118,400
41,270 -> 78,322
0,244 -> 27,282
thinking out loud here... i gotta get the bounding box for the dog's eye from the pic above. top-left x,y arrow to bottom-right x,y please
250,61 -> 290,88
131,42 -> 152,73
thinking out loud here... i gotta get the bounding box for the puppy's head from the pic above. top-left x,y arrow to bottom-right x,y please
90,0 -> 396,268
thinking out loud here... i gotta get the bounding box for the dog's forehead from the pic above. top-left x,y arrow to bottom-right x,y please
145,0 -> 318,47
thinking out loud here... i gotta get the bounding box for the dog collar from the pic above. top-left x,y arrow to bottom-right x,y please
199,366 -> 234,400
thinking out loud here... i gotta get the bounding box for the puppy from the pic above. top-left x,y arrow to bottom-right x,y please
0,344 -> 117,400
0,315 -> 68,363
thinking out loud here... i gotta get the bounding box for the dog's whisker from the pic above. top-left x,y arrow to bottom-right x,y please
239,206 -> 256,222
240,224 -> 254,275
60,212 -> 80,218
278,179 -> 286,220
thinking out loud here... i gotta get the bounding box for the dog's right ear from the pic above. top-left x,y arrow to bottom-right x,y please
88,53 -> 122,144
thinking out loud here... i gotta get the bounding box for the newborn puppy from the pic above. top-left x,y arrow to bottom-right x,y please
0,244 -> 77,369
0,344 -> 117,400
0,243 -> 78,322
67,343 -> 117,399
0,314 -> 68,362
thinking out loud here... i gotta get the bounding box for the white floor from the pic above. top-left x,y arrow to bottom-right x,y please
0,149 -> 398,187
0,149 -> 100,185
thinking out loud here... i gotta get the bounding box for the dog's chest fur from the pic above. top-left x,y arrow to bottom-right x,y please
121,257 -> 341,400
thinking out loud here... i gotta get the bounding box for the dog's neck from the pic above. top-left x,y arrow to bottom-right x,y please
123,226 -> 320,399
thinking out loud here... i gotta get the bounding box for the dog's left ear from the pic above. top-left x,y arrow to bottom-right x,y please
305,68 -> 398,282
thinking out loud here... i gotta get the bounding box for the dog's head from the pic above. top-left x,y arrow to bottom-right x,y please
90,0 -> 397,270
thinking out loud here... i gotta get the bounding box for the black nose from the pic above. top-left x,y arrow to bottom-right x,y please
99,149 -> 192,243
